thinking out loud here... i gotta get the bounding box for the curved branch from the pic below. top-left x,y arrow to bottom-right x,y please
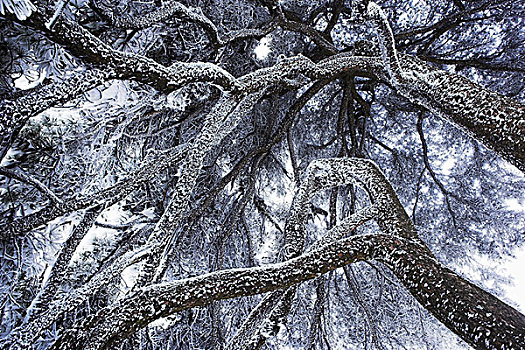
0,166 -> 62,203
133,56 -> 371,287
50,233 -> 525,350
90,0 -> 277,48
7,2 -> 525,173
6,9 -> 241,92
230,156 -> 402,350
366,1 -> 525,172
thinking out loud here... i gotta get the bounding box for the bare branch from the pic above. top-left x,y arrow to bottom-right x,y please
416,114 -> 458,228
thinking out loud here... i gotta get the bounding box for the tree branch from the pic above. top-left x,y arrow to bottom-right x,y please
0,69 -> 108,161
0,166 -> 62,203
90,0 -> 277,48
416,114 -> 458,228
367,1 -> 525,172
7,8 -> 241,92
51,232 -> 525,350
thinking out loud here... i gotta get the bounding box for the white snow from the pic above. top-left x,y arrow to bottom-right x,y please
503,245 -> 525,313
13,68 -> 46,89
254,36 -> 272,60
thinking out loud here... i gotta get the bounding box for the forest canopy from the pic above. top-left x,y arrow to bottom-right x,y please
0,0 -> 524,349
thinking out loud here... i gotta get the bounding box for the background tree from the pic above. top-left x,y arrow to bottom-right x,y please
0,0 -> 524,349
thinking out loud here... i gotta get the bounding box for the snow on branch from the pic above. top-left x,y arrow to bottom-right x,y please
5,144 -> 189,237
283,158 -> 387,260
52,234 -> 389,349
366,2 -> 403,85
23,207 -> 102,323
0,69 -> 109,161
7,9 -> 241,92
230,205 -> 379,350
90,0 -> 276,47
133,91 -> 269,287
90,0 -> 220,40
398,54 -> 525,172
295,158 -> 417,239
365,2 -> 525,172
4,245 -> 151,348
133,57 -> 390,288
231,157 -> 400,349
4,54 -> 378,237
0,166 -> 62,203
52,232 -> 525,350
8,0 -> 525,173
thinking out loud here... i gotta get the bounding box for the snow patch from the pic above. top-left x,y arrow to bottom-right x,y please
254,36 -> 272,60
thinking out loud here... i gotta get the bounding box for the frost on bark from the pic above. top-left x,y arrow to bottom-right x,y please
367,1 -> 525,172
132,54 -> 383,288
2,1 -> 525,350
0,166 -> 61,202
0,69 -> 108,160
49,233 -> 525,350
9,2 -> 523,173
229,157 -> 409,350
23,206 -> 102,322
4,245 -> 151,348
5,7 -> 241,93
26,158 -> 522,350
89,0 -> 276,47
4,143 -> 189,237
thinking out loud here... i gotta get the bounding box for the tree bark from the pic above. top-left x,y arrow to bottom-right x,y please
43,234 -> 525,350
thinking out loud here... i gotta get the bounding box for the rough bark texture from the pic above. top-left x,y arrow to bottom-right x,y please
1,1 -> 524,350
44,233 -> 525,350
367,2 -> 525,172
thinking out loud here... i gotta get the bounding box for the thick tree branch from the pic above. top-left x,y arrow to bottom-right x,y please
23,206 -> 102,322
132,56 -> 373,287
90,0 -> 277,48
5,2 -> 524,175
230,157 -> 402,350
50,232 -> 525,350
367,1 -> 525,172
6,9 -> 241,92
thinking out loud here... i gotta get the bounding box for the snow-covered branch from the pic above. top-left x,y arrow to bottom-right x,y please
23,207 -> 102,322
4,246 -> 151,348
366,1 -> 525,172
231,156 -> 405,350
133,90 -> 269,287
5,144 -> 189,236
6,8 -> 240,92
0,69 -> 108,160
0,166 -> 61,203
230,205 -> 378,350
90,0 -> 277,47
50,233 -> 525,350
